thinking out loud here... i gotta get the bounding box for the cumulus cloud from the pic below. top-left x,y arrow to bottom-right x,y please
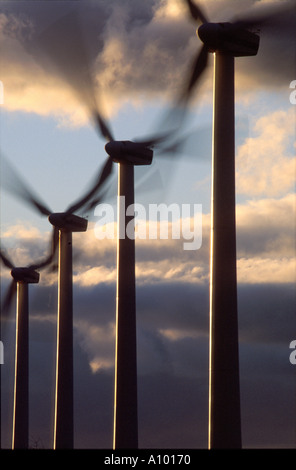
74,319 -> 115,373
1,223 -> 45,241
0,0 -> 295,122
74,265 -> 116,287
0,224 -> 55,280
238,256 -> 295,283
236,193 -> 296,283
2,190 -> 294,287
236,194 -> 296,253
236,108 -> 296,197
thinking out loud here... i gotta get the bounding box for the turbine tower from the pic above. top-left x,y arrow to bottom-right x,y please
182,0 -> 260,449
49,213 -> 88,449
104,141 -> 154,449
0,234 -> 57,449
209,50 -> 251,450
82,119 -> 186,451
201,24 -> 260,450
182,0 -> 294,448
10,267 -> 39,450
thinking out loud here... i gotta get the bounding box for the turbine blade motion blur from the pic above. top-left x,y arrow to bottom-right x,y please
179,43 -> 208,103
232,2 -> 296,31
0,250 -> 15,270
65,157 -> 113,214
43,227 -> 59,273
1,280 -> 17,318
93,112 -> 115,143
1,154 -> 52,217
185,0 -> 208,24
180,0 -> 295,107
156,124 -> 212,161
29,227 -> 59,270
134,131 -> 175,149
32,10 -> 115,143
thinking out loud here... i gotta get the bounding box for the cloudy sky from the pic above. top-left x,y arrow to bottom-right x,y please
0,0 -> 295,449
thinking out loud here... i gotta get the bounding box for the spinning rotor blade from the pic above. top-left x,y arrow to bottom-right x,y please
181,0 -> 295,105
0,229 -> 58,316
93,112 -> 115,143
0,250 -> 15,270
179,43 -> 209,104
185,0 -> 294,30
65,157 -> 114,214
29,227 -> 59,271
175,2 -> 210,105
185,0 -> 208,24
0,249 -> 16,316
133,130 -> 177,150
32,10 -> 114,143
34,10 -> 189,149
1,280 -> 17,318
156,124 -> 212,160
1,154 -> 52,217
35,12 -> 188,194
231,2 -> 296,31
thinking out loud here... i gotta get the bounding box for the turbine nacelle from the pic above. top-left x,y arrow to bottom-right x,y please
198,22 -> 260,57
105,141 -> 153,166
48,212 -> 88,232
11,267 -> 40,284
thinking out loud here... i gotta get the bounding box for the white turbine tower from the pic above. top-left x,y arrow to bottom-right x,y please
182,0 -> 294,449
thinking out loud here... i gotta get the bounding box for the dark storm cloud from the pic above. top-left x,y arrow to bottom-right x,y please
1,269 -> 295,448
73,282 -> 116,326
73,344 -> 114,449
239,341 -> 296,448
136,281 -> 209,334
138,372 -> 208,448
238,283 -> 296,345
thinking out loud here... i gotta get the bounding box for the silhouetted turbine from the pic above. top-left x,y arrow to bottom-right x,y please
1,153 -> 113,449
0,232 -> 57,449
182,0 -> 295,449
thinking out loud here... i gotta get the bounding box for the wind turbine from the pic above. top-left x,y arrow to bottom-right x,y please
77,126 -> 193,451
28,10 -> 191,449
77,83 -> 182,452
181,0 -> 294,449
0,232 -> 57,449
80,115 -> 192,451
1,153 -> 113,449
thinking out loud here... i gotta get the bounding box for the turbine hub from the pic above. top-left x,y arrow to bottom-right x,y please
105,141 -> 153,166
11,267 -> 40,284
48,213 -> 88,232
198,22 -> 260,57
